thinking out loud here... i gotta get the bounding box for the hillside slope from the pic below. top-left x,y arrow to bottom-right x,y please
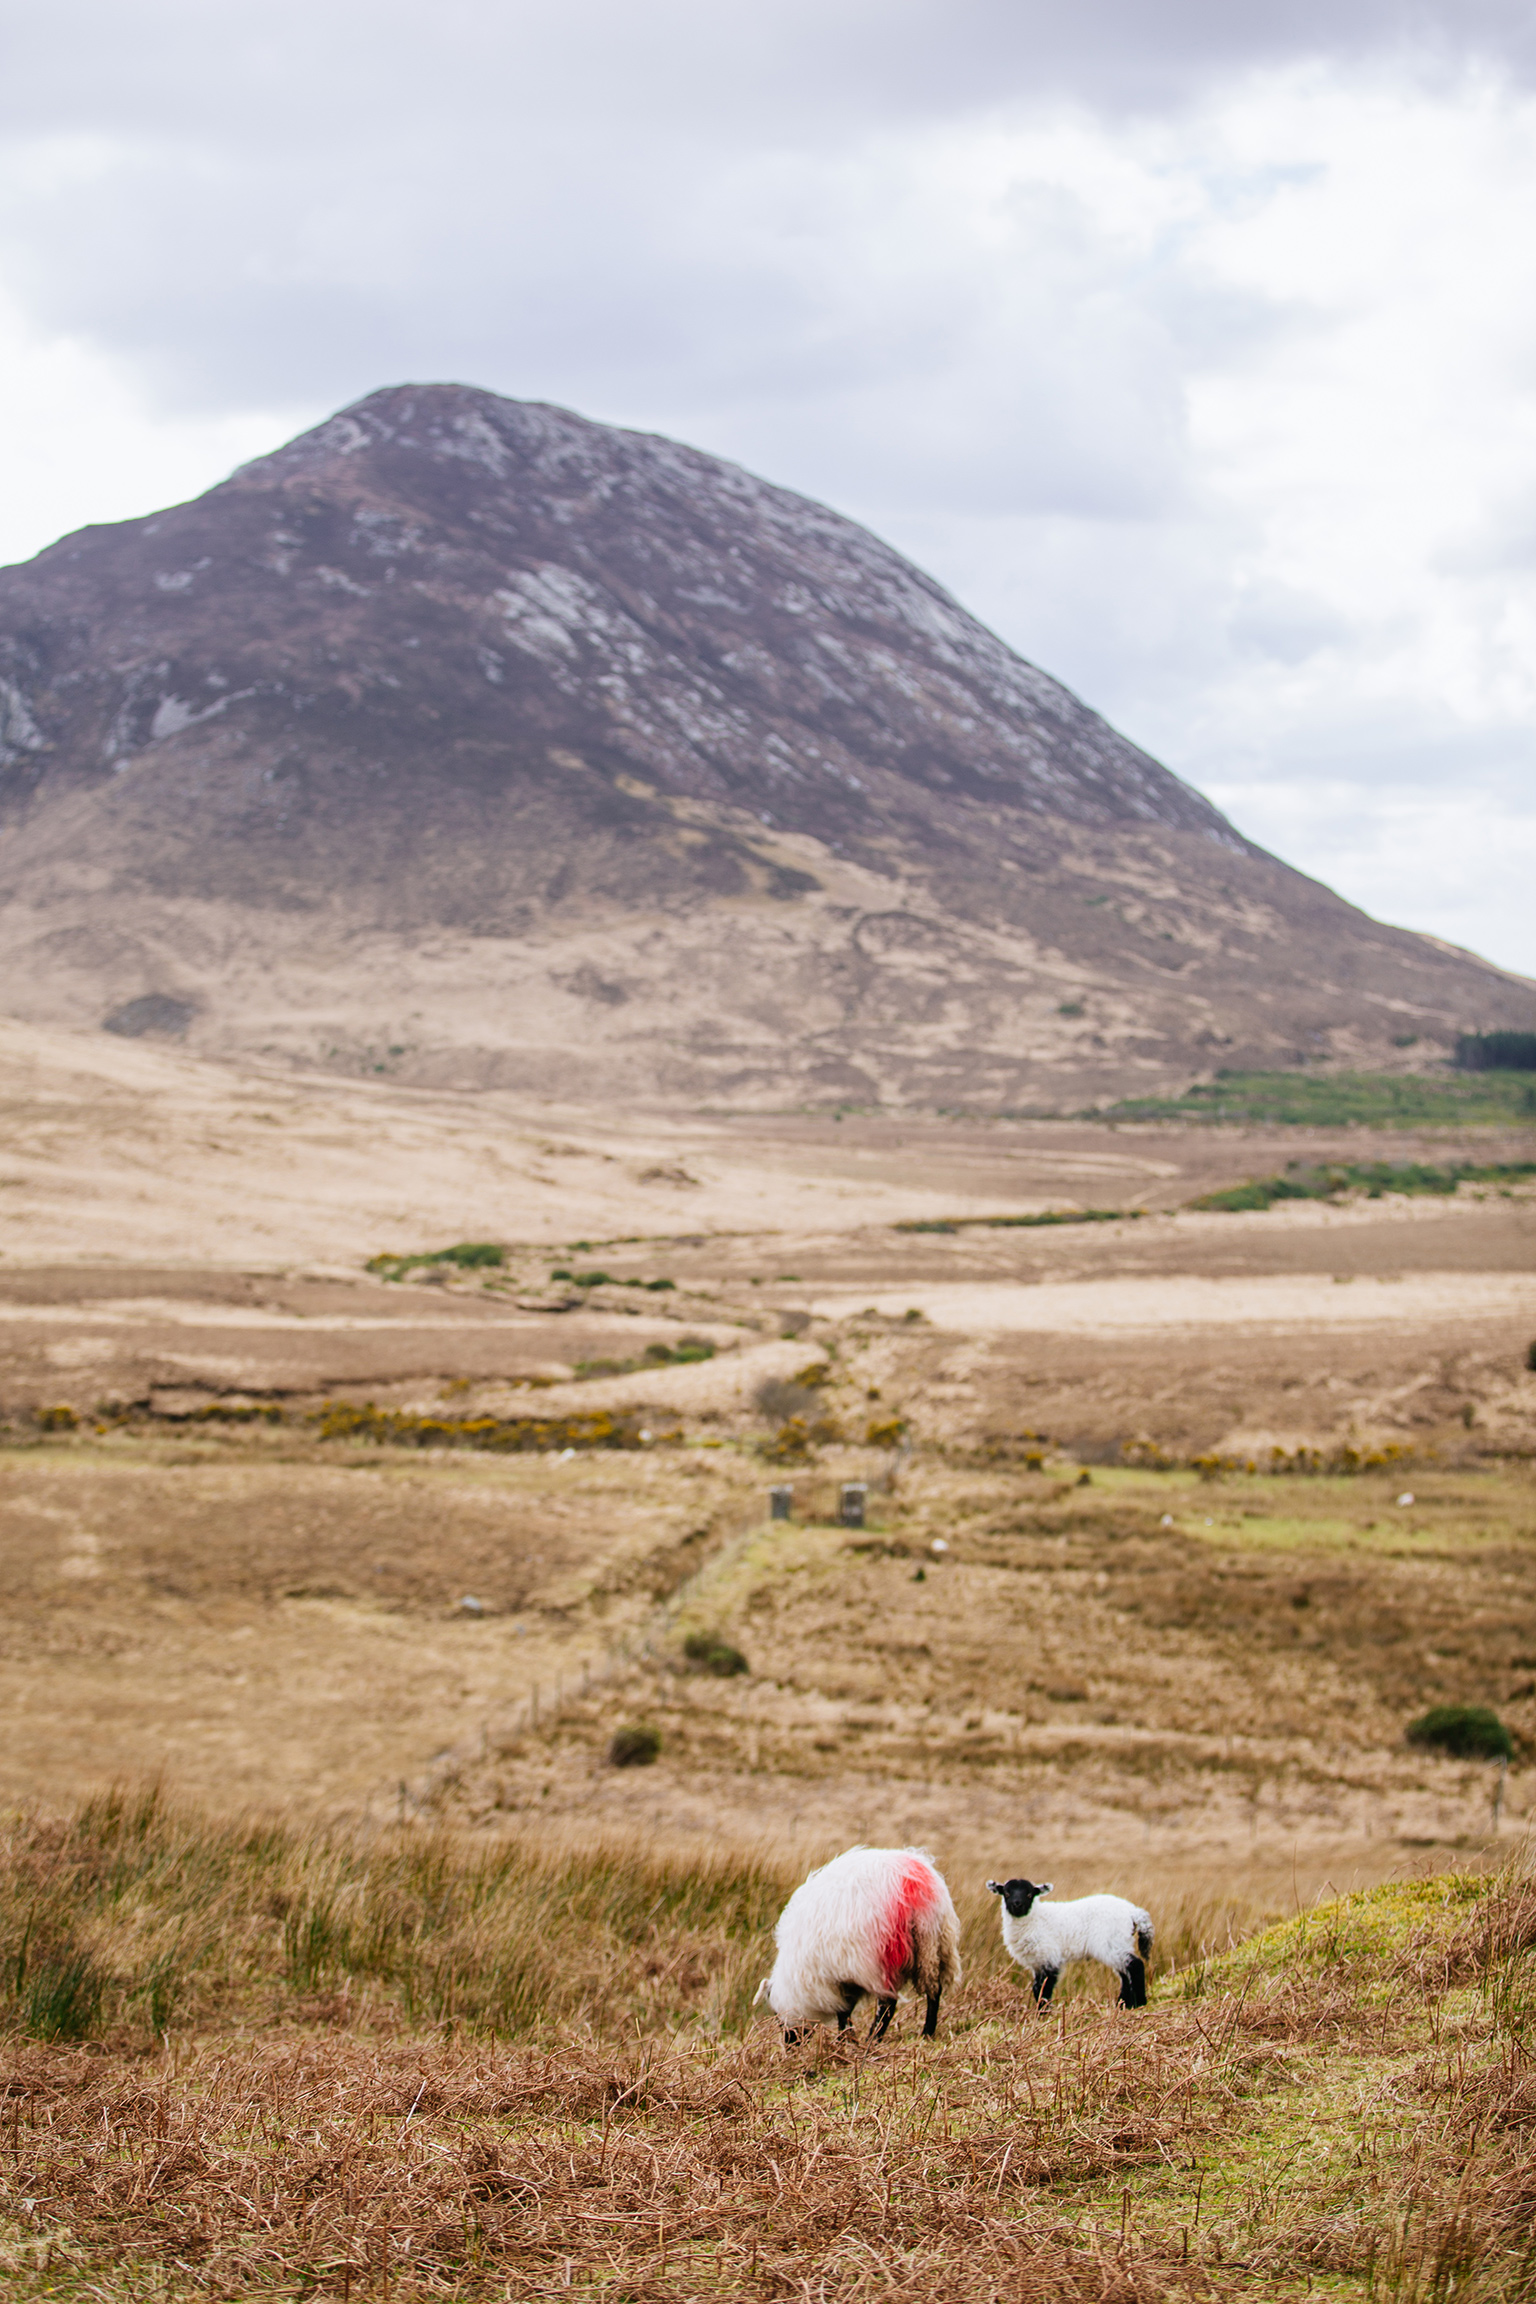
0,382 -> 1527,1104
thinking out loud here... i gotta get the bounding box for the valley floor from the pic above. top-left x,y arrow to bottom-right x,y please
1,1023 -> 1534,2292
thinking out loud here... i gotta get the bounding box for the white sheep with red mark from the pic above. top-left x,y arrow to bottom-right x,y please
755,1845 -> 962,2044
987,1876 -> 1153,2007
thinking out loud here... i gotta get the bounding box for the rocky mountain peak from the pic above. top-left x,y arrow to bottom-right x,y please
0,383 -> 1525,1105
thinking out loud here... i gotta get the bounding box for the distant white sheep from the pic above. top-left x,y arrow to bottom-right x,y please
756,1846 -> 962,2044
987,1877 -> 1153,2008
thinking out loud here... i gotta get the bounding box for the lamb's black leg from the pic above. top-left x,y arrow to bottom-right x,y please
1032,1968 -> 1059,2005
1119,1956 -> 1147,2009
782,2027 -> 803,2049
836,1984 -> 864,2034
923,1991 -> 941,2039
868,1997 -> 898,2042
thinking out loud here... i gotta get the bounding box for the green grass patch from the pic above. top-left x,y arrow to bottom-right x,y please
895,1208 -> 1141,1234
1176,1871 -> 1493,2002
1090,1067 -> 1536,1128
1189,1155 -> 1536,1212
367,1241 -> 505,1279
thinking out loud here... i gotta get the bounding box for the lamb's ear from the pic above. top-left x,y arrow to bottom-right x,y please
1038,1883 -> 1054,1897
986,1880 -> 1003,1895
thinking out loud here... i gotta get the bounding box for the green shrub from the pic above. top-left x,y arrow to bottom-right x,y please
1406,1705 -> 1513,1761
311,1401 -> 641,1451
1191,1158 -> 1536,1214
608,1724 -> 662,1768
683,1632 -> 748,1678
367,1241 -> 505,1279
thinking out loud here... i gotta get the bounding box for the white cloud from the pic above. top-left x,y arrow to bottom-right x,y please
0,288 -> 300,561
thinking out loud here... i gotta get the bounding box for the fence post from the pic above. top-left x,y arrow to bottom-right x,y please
840,1482 -> 867,1529
770,1485 -> 793,1520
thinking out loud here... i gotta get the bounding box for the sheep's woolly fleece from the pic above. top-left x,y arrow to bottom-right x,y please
995,1888 -> 1153,1980
757,1846 -> 962,2029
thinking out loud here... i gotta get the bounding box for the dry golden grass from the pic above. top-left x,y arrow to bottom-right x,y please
2,1792 -> 1533,2300
437,1457 -> 1536,1902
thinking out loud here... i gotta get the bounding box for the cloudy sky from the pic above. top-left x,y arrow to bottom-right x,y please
2,0 -> 1534,977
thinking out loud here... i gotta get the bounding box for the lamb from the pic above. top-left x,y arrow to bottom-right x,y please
756,1846 -> 962,2044
987,1877 -> 1153,2008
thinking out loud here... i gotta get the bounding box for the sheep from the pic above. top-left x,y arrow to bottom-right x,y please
987,1877 -> 1153,2008
756,1845 -> 962,2045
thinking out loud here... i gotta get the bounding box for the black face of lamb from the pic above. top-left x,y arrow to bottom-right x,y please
988,1877 -> 1050,1919
1119,1956 -> 1148,2009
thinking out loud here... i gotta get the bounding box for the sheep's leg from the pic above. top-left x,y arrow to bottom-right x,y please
923,1991 -> 941,2038
1032,1967 -> 1059,2005
868,1997 -> 898,2042
836,1984 -> 864,2034
1119,1956 -> 1147,2009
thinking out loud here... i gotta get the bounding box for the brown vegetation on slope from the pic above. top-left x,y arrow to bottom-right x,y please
1,1793 -> 1533,2300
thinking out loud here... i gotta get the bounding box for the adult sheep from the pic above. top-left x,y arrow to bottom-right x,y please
756,1846 -> 962,2044
987,1876 -> 1153,2008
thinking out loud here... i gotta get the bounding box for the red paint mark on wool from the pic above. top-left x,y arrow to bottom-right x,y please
877,1860 -> 937,1993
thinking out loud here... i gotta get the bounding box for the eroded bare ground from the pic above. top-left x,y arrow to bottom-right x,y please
1,1020 -> 1534,1918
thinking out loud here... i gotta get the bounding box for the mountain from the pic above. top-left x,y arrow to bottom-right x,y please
0,382 -> 1526,1107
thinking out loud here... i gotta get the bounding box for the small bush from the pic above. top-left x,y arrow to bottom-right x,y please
755,1376 -> 816,1423
311,1401 -> 641,1451
367,1242 -> 505,1279
1406,1705 -> 1514,1761
866,1416 -> 908,1447
760,1412 -> 843,1463
683,1632 -> 748,1678
608,1724 -> 662,1768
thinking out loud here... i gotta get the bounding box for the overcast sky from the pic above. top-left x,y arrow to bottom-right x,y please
2,0 -> 1534,980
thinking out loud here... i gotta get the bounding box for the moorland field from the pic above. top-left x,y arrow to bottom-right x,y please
2,1016 -> 1534,2299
